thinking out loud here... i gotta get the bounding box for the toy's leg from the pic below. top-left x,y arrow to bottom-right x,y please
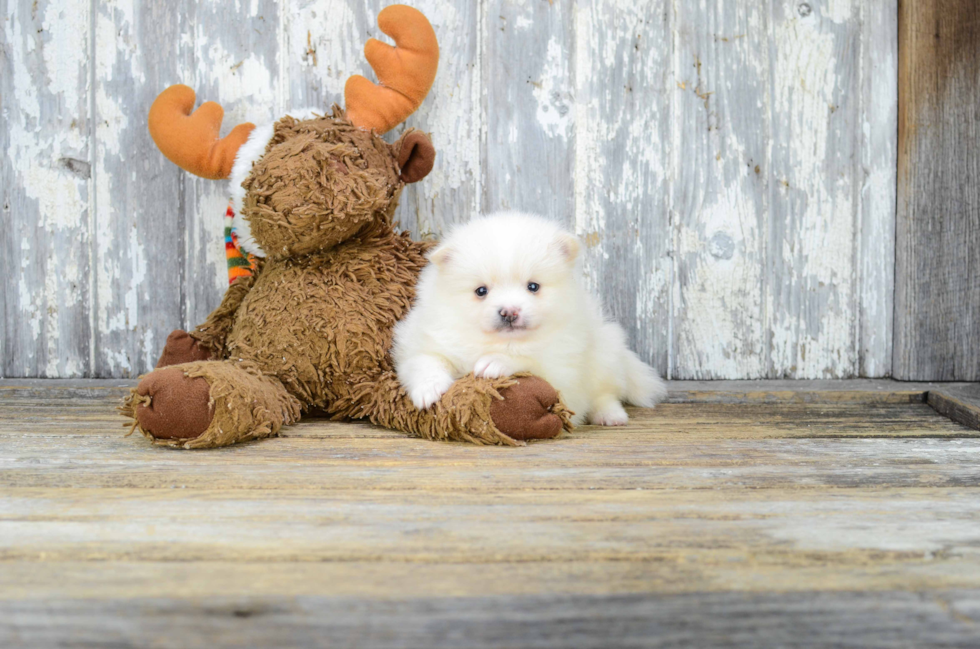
156,330 -> 214,368
349,371 -> 573,445
121,360 -> 301,449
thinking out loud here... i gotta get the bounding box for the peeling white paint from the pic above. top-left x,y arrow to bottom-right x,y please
572,3 -> 598,240
40,1 -> 87,104
286,0 -> 358,101
400,1 -> 481,234
4,0 -> 91,377
768,1 -> 859,378
96,0 -> 144,84
574,0 -> 672,373
820,0 -> 853,24
4,0 -> 898,379
531,37 -> 572,141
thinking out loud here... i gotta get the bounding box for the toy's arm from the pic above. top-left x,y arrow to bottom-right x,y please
190,266 -> 260,358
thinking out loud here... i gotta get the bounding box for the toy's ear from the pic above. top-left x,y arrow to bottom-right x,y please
396,130 -> 436,183
552,231 -> 580,264
428,243 -> 453,267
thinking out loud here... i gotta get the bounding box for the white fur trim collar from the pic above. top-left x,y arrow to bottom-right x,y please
228,121 -> 273,258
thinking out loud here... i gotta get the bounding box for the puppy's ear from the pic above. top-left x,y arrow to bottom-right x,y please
552,231 -> 581,264
428,243 -> 454,267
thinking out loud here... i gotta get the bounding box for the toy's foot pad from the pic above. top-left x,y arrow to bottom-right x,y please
134,367 -> 213,440
490,376 -> 564,441
156,330 -> 212,368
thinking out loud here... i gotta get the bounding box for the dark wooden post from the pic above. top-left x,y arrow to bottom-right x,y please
895,0 -> 980,380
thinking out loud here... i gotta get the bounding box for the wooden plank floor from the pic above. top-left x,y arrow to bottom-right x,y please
2,380 -> 980,648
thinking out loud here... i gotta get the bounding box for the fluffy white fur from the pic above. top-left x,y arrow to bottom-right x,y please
392,211 -> 667,426
228,108 -> 324,258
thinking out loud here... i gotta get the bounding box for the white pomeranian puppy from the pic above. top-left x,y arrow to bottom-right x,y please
392,211 -> 667,426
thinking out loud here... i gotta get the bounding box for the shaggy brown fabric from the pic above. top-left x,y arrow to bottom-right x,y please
124,112 -> 571,448
156,330 -> 213,368
129,367 -> 213,440
190,273 -> 257,357
242,109 -> 401,259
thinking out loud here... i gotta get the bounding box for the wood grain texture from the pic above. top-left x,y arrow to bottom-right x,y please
671,0 -> 767,378
4,482 -> 980,560
1,382 -> 980,646
2,1 -> 904,379
1,0 -> 93,378
395,0 -> 482,237
928,384 -> 980,432
895,0 -> 980,380
3,590 -> 980,649
92,0 -> 186,377
574,0 -> 672,375
4,561 -> 980,603
768,0 -> 861,378
483,0 -> 574,222
1,402 -> 977,492
858,0 -> 897,378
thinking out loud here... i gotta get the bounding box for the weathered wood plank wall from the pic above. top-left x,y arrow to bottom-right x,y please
895,0 -> 980,381
1,0 -> 898,379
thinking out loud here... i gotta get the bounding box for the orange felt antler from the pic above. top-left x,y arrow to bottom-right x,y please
344,5 -> 439,133
148,85 -> 256,180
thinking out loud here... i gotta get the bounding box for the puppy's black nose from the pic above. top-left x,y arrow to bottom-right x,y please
499,307 -> 520,324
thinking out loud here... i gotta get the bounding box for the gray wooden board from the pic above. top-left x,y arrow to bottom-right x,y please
92,0 -> 185,377
894,0 -> 980,381
672,0 -> 767,378
2,381 -> 980,646
2,590 -> 980,649
6,435 -> 980,492
482,0 -> 575,224
576,0 -> 672,375
858,0 -> 898,378
1,1 -> 903,379
767,0 -> 862,379
928,385 -> 980,433
391,0 -> 483,237
1,0 -> 93,378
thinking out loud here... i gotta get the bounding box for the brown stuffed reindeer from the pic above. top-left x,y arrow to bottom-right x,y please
122,5 -> 571,449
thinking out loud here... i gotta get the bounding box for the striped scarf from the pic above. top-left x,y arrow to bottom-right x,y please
224,202 -> 258,284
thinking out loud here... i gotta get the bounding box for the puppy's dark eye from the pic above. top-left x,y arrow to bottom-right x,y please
475,286 -> 488,298
527,282 -> 540,293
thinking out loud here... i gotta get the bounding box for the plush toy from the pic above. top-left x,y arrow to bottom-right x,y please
121,5 -> 571,449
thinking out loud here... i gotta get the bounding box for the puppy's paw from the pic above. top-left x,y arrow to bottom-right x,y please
408,373 -> 455,410
474,354 -> 516,379
590,401 -> 629,426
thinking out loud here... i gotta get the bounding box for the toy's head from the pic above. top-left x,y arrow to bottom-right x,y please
148,5 -> 438,259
